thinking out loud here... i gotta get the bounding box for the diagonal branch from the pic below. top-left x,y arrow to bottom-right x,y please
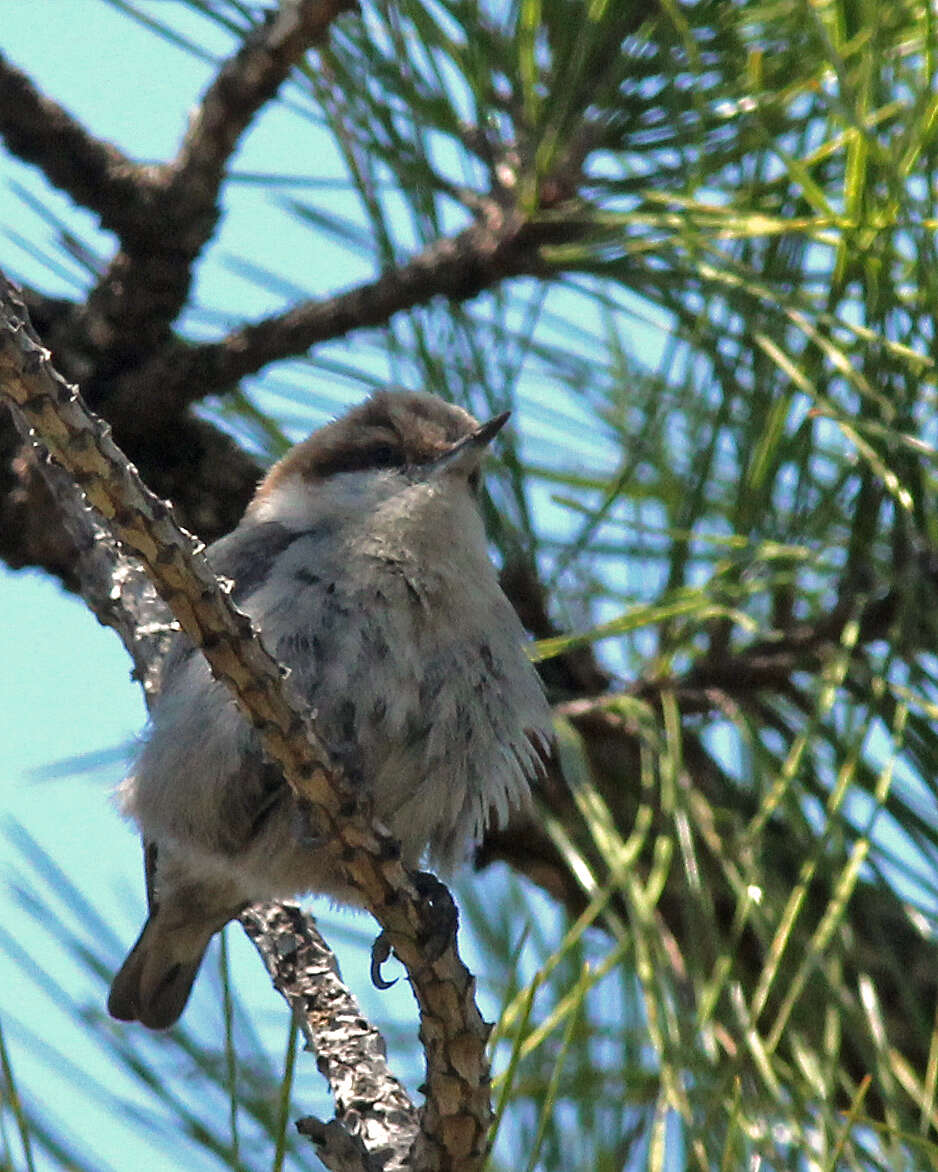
0,272 -> 492,1171
0,51 -> 155,236
3,315 -> 416,1168
172,0 -> 357,206
106,208 -> 565,430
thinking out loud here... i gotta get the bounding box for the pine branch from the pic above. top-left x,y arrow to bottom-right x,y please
242,902 -> 418,1172
0,50 -> 153,235
0,270 -> 492,1172
105,207 -> 566,428
74,0 -> 355,389
0,1 -> 356,398
173,0 -> 357,203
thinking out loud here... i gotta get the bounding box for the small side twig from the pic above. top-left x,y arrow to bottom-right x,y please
242,903 -> 417,1172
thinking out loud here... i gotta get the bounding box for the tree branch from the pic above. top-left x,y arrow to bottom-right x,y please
3,322 -> 417,1165
242,903 -> 417,1171
0,51 -> 154,236
105,208 -> 565,430
0,394 -> 261,585
628,587 -> 901,714
3,0 -> 356,400
0,272 -> 492,1171
172,0 -> 356,205
1,400 -> 173,693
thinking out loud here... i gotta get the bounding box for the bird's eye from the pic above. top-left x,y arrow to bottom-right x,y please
468,468 -> 482,494
370,444 -> 401,468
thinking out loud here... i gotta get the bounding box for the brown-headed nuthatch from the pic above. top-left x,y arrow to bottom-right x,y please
108,391 -> 552,1029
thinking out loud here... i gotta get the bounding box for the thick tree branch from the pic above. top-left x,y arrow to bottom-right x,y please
0,273 -> 491,1172
3,315 -> 417,1164
0,51 -> 154,236
104,208 -> 566,430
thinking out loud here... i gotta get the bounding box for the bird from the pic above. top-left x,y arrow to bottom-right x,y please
108,390 -> 553,1029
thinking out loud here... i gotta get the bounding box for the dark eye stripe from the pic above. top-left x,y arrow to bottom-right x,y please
370,444 -> 401,468
312,442 -> 404,476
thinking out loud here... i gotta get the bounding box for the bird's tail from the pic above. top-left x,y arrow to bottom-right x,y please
108,908 -> 229,1030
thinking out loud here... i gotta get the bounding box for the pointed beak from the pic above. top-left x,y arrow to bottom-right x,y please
472,410 -> 512,447
433,411 -> 511,476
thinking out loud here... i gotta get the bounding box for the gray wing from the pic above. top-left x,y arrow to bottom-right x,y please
207,522 -> 299,603
156,521 -> 299,686
141,522 -> 302,852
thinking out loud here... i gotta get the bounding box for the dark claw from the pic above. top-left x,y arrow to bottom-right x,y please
370,874 -> 457,989
412,869 -> 447,900
370,931 -> 397,989
327,739 -> 365,787
291,798 -> 328,847
411,870 -> 458,963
